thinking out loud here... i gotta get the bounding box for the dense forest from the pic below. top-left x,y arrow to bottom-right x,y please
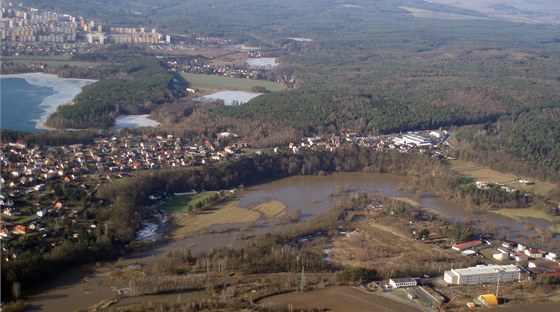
213,89 -> 502,135
45,59 -> 184,128
453,108 -> 560,182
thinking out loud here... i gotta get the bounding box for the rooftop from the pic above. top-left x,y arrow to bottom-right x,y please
390,277 -> 417,283
452,264 -> 519,276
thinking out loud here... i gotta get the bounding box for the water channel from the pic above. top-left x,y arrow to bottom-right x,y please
26,172 -> 557,311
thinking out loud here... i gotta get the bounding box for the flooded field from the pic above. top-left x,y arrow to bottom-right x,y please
26,172 -> 557,311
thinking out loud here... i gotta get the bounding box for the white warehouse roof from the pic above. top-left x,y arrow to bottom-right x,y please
453,264 -> 519,276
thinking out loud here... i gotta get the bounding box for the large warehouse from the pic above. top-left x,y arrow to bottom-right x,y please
444,264 -> 520,285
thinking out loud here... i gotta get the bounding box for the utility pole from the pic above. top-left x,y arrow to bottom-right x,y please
495,268 -> 504,299
300,266 -> 305,293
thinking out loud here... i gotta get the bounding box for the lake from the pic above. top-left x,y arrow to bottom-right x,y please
1,77 -> 55,132
26,172 -> 555,311
0,73 -> 96,132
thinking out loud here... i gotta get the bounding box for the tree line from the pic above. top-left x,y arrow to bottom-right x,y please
453,107 -> 560,183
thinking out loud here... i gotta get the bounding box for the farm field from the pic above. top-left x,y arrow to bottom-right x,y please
448,160 -> 558,196
181,72 -> 283,91
399,6 -> 486,20
430,0 -> 560,24
252,199 -> 287,219
165,198 -> 287,238
169,200 -> 260,238
3,55 -> 101,68
260,286 -> 420,312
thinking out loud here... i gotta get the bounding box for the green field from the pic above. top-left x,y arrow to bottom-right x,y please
1,214 -> 37,224
3,55 -> 101,68
181,73 -> 283,92
160,192 -> 217,213
448,160 -> 558,196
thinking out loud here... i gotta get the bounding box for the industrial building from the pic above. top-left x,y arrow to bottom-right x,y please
393,133 -> 433,147
444,264 -> 520,285
388,278 -> 418,288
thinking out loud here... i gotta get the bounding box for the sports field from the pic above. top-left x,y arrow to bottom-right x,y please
181,72 -> 283,91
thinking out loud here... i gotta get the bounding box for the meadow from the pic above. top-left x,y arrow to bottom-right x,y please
181,73 -> 282,91
448,160 -> 557,196
160,192 -> 218,213
3,55 -> 101,68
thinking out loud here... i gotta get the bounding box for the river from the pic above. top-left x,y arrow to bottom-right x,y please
25,172 -> 557,311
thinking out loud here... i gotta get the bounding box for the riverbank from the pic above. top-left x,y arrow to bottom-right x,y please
1,73 -> 96,130
23,171 -> 559,311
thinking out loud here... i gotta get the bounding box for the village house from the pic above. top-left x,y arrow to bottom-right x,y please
13,224 -> 27,235
452,240 -> 483,251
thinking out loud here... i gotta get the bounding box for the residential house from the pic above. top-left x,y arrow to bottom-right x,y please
13,225 -> 27,235
452,240 -> 483,251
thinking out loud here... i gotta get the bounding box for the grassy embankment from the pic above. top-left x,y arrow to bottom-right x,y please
3,55 -> 101,68
161,193 -> 287,238
181,72 -> 283,92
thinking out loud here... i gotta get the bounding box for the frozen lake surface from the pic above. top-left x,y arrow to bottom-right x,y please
114,114 -> 159,129
197,90 -> 261,106
246,58 -> 278,69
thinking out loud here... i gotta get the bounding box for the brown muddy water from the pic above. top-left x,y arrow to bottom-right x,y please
26,172 -> 557,311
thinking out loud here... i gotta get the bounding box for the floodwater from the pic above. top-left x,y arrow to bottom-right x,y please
26,172 -> 557,311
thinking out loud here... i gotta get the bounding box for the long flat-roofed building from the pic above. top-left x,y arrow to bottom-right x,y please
389,278 -> 417,288
444,264 -> 520,285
